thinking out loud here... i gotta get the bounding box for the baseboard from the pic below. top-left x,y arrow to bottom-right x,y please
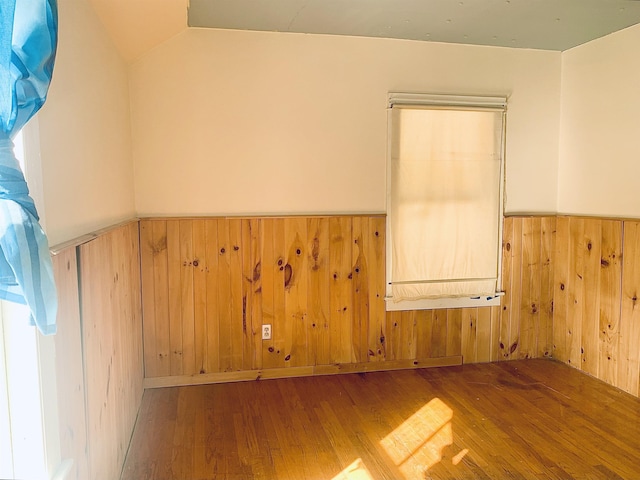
143,356 -> 463,389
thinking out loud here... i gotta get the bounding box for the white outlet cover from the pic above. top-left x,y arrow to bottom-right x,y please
262,324 -> 271,340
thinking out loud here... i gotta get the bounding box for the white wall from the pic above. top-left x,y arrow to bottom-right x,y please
36,0 -> 136,246
559,24 -> 640,218
130,29 -> 561,217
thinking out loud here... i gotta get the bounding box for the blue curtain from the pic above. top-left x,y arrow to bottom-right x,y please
0,0 -> 58,335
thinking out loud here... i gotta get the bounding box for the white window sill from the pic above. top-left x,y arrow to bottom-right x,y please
385,292 -> 503,311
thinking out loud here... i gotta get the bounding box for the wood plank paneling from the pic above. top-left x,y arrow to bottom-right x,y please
78,222 -> 143,480
431,309 -> 447,359
386,311 -> 401,361
229,219 -> 245,372
167,220 -> 183,375
549,217 -> 640,397
139,215 -> 555,384
553,216 -> 570,363
307,218 -> 330,365
415,309 -> 433,360
446,309 -> 462,357
509,217 -> 523,359
261,219 -> 277,369
204,219 -> 220,374
136,214 -> 640,399
598,220 -> 622,387
180,220 -> 196,375
242,219 -> 257,371
476,307 -> 492,363
520,217 -> 541,359
582,219 -> 601,377
539,216 -> 556,358
285,217 -> 308,367
139,221 -> 158,378
500,217 -> 514,360
272,219 -> 287,368
497,216 -> 555,363
351,217 -> 369,363
329,217 -> 353,364
368,217 -> 386,362
490,306 -> 501,362
193,220 -> 207,375
152,221 -> 170,376
461,308 -> 478,363
51,248 -> 89,480
620,221 -> 640,396
217,218 -> 233,372
567,217 -> 585,368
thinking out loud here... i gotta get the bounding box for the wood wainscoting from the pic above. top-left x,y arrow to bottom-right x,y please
51,221 -> 144,480
553,216 -> 640,397
48,214 -> 640,479
140,216 -> 556,387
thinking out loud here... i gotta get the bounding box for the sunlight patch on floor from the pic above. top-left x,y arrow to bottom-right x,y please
379,397 -> 454,478
452,448 -> 469,465
331,458 -> 375,480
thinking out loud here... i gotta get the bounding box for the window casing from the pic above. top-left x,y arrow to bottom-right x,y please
385,93 -> 506,311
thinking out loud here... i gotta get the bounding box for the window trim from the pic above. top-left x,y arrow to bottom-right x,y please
385,93 -> 507,311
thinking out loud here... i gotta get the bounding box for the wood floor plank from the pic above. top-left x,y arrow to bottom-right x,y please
122,360 -> 640,480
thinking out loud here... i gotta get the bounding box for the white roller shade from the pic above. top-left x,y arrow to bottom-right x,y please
388,102 -> 505,303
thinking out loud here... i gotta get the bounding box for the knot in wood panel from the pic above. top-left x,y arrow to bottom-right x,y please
311,237 -> 320,270
252,261 -> 261,282
151,236 -> 167,255
284,264 -> 292,287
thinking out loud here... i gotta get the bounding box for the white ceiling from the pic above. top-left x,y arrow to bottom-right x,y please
91,0 -> 640,63
89,0 -> 188,63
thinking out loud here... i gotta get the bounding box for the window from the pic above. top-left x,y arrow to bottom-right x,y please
385,93 -> 506,311
0,123 -> 64,480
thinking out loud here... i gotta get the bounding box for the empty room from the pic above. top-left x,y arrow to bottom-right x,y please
2,0 -> 640,479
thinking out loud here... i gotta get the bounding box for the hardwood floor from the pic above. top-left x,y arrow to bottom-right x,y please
121,359 -> 640,479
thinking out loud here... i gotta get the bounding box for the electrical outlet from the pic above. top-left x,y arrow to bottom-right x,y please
262,324 -> 272,340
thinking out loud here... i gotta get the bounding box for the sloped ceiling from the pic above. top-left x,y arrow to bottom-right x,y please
91,0 -> 640,63
89,0 -> 188,63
